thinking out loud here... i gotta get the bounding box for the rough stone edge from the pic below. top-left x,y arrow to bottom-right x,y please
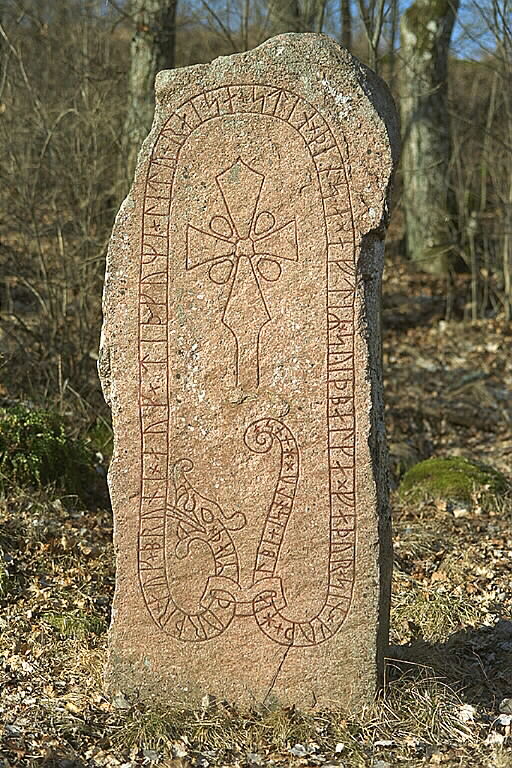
348,53 -> 398,690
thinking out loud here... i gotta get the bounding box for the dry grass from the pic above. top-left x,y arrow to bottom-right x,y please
2,240 -> 512,766
1,480 -> 511,767
392,570 -> 481,644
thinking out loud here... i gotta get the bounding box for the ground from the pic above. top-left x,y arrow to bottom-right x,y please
0,250 -> 511,767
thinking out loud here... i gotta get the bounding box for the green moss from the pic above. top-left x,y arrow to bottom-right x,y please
399,456 -> 508,506
0,404 -> 96,496
42,610 -> 106,639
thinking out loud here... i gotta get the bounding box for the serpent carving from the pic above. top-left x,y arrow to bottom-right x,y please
245,418 -> 355,647
144,417 -> 354,647
139,458 -> 245,642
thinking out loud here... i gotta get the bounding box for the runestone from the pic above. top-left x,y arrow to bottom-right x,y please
99,33 -> 399,709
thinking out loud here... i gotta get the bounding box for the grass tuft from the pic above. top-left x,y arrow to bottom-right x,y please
392,569 -> 480,643
42,610 -> 106,639
374,665 -> 475,745
0,556 -> 8,597
113,667 -> 479,765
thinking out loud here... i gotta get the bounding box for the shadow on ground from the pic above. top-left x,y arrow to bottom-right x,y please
389,619 -> 512,709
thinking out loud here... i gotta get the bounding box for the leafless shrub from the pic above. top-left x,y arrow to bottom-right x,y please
0,1 -> 126,410
450,0 -> 512,319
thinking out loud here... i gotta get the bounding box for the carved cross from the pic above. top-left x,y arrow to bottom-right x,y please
186,158 -> 298,389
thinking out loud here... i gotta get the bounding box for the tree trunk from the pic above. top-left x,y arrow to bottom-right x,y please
388,0 -> 398,90
341,0 -> 352,49
120,0 -> 177,188
302,0 -> 328,31
400,0 -> 459,273
268,0 -> 301,34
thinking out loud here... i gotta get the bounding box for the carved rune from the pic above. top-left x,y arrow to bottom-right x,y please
186,158 -> 298,389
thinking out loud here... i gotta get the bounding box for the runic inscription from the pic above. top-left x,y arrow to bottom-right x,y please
186,158 -> 298,388
102,33 -> 397,710
137,84 -> 357,646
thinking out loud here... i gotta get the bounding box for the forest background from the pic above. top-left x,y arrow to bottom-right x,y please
0,0 -> 511,412
0,1 -> 511,766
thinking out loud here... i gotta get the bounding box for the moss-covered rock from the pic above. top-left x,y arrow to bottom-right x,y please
0,404 -> 96,496
399,456 -> 509,506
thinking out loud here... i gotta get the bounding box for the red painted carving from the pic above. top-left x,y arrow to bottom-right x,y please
137,84 -> 357,647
